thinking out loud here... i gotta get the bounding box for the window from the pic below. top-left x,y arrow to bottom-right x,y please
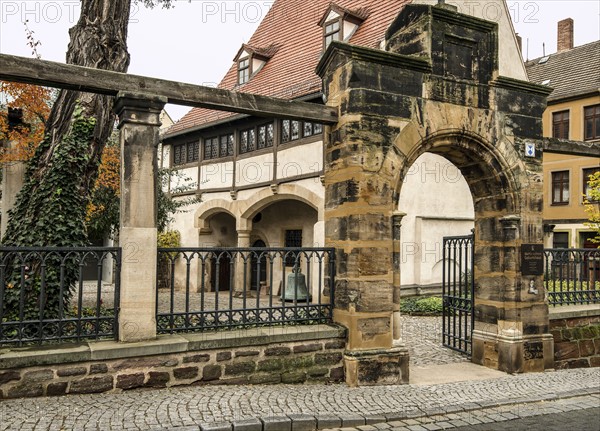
583,167 -> 600,202
240,128 -> 255,154
257,123 -> 273,149
240,123 -> 273,154
204,135 -> 232,160
552,232 -> 569,249
204,137 -> 218,160
291,120 -> 300,140
552,110 -> 570,139
584,104 -> 600,140
284,229 -> 303,266
281,120 -> 323,143
220,134 -> 234,157
551,171 -> 570,205
173,141 -> 200,166
238,57 -> 250,85
324,20 -> 341,48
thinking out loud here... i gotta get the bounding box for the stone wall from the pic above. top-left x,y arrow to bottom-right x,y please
0,325 -> 345,399
550,307 -> 600,369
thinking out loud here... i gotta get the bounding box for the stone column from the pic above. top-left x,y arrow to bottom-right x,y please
1,109 -> 26,239
114,92 -> 167,342
0,144 -> 26,239
392,212 -> 406,341
234,229 -> 251,294
312,218 -> 325,301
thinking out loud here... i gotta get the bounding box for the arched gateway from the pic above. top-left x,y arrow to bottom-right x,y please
316,4 -> 553,385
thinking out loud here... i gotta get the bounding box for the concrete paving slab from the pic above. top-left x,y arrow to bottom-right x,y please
409,361 -> 507,385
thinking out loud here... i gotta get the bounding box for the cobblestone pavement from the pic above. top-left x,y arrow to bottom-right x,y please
397,316 -> 467,366
325,395 -> 600,431
0,368 -> 598,430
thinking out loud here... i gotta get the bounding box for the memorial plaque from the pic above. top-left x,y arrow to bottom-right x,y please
524,341 -> 544,360
521,244 -> 544,276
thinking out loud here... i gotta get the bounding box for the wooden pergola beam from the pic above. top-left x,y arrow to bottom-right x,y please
0,54 -> 338,124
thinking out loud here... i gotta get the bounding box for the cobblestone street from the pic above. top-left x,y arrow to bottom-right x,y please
0,316 -> 597,430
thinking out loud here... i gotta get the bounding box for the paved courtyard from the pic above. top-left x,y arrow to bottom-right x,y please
0,312 -> 597,431
0,367 -> 598,430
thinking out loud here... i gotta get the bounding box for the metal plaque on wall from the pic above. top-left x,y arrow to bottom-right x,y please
521,244 -> 544,276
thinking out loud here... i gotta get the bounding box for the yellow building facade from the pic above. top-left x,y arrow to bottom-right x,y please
527,37 -> 599,249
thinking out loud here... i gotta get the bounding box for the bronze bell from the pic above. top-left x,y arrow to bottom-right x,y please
281,266 -> 310,301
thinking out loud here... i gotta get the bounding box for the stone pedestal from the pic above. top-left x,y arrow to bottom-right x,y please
114,92 -> 167,342
344,347 -> 409,386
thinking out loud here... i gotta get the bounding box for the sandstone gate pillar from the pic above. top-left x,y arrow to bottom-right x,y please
317,55 -> 410,387
115,92 -> 167,342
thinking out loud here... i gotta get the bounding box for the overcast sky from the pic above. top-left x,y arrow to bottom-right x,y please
1,0 -> 599,121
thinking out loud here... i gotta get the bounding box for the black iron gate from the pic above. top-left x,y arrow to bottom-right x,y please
442,234 -> 474,356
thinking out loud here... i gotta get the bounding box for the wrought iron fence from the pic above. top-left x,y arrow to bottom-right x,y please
442,234 -> 474,356
0,247 -> 120,346
544,248 -> 600,306
156,247 -> 335,333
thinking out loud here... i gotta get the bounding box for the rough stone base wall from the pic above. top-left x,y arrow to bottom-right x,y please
550,315 -> 600,369
0,338 -> 345,399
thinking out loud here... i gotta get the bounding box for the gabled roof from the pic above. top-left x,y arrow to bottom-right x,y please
525,40 -> 600,103
317,2 -> 370,27
165,0 -> 409,137
233,43 -> 280,62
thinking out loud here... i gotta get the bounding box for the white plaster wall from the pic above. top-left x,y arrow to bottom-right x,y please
236,153 -> 275,187
277,141 -> 323,180
200,161 -> 234,190
399,153 -> 474,287
168,198 -> 199,247
412,0 -> 527,80
171,167 -> 198,191
293,177 -> 325,199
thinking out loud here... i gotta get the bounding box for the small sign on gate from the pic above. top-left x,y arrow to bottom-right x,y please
521,244 -> 544,275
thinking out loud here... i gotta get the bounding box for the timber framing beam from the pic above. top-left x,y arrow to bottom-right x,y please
0,54 -> 338,124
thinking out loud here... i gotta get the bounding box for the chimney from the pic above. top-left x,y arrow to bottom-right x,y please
557,18 -> 574,52
516,34 -> 523,54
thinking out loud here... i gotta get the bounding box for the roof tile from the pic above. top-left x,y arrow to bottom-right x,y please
525,41 -> 600,102
166,0 -> 410,136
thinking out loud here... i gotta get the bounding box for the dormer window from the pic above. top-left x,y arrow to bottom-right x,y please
324,20 -> 341,48
234,43 -> 278,85
238,57 -> 250,84
318,3 -> 368,50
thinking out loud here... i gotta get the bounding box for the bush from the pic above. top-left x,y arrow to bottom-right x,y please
400,296 -> 443,315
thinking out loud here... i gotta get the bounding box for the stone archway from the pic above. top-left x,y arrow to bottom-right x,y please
239,183 -> 324,230
317,3 -> 553,385
194,199 -> 238,234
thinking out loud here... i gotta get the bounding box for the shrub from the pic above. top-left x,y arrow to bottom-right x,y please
400,296 -> 443,315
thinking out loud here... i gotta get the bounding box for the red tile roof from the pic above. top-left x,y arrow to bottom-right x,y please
166,0 -> 410,137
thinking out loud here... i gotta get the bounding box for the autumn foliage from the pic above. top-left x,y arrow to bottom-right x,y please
86,140 -> 121,239
0,82 -> 51,163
